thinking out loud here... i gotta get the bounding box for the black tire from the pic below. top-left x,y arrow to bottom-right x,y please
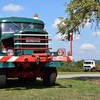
91,67 -> 96,72
84,70 -> 88,72
0,70 -> 6,86
43,67 -> 57,86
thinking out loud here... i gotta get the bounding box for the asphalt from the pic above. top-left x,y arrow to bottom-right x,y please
57,74 -> 100,79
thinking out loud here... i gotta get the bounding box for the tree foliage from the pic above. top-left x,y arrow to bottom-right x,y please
57,0 -> 100,40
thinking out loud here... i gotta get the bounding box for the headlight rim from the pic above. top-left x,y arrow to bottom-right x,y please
7,48 -> 15,56
57,48 -> 64,56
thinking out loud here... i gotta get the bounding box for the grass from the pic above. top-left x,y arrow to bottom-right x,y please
0,78 -> 100,100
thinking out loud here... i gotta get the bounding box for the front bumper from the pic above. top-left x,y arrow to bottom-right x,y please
0,54 -> 72,62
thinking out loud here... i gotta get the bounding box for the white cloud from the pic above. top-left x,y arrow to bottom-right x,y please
54,34 -> 61,40
52,18 -> 60,29
73,34 -> 80,40
85,21 -> 91,28
54,34 -> 65,40
2,4 -> 24,12
54,33 -> 81,41
80,43 -> 96,50
52,18 -> 91,30
92,31 -> 100,37
80,19 -> 91,29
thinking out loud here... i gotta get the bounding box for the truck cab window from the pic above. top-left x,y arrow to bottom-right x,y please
2,23 -> 20,34
33,24 -> 44,29
1,22 -> 44,34
27,23 -> 44,30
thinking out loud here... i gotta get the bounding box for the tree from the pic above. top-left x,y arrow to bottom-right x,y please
57,0 -> 100,40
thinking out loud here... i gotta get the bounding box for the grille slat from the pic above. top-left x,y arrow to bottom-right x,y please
14,32 -> 51,54
14,43 -> 51,45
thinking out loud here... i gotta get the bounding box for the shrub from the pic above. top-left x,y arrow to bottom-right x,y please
57,60 -> 84,72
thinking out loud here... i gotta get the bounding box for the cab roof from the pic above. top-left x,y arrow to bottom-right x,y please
0,17 -> 44,25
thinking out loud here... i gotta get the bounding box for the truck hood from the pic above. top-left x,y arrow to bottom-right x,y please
17,28 -> 48,34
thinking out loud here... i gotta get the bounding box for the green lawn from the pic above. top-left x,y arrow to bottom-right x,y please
0,78 -> 100,100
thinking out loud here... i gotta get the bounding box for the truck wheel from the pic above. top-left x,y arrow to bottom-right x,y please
0,70 -> 6,86
43,67 -> 57,86
84,70 -> 88,72
91,67 -> 96,72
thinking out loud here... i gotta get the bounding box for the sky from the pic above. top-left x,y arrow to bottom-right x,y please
0,0 -> 100,61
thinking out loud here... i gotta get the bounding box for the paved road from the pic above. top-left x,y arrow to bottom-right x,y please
57,74 -> 100,79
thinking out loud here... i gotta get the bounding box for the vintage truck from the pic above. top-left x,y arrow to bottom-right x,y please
0,14 -> 72,86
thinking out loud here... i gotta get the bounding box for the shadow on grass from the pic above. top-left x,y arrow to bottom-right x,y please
72,76 -> 100,81
0,79 -> 70,90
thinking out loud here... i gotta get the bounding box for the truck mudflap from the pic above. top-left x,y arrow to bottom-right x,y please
0,55 -> 72,62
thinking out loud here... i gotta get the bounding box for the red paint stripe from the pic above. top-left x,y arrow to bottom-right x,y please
66,56 -> 72,62
14,56 -> 36,62
14,57 -> 25,62
0,56 -> 11,62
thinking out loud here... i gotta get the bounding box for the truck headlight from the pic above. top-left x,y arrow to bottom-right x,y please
7,49 -> 14,56
57,48 -> 66,56
57,49 -> 64,56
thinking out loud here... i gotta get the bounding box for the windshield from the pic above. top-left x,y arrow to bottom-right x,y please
2,23 -> 19,33
84,62 -> 93,64
1,22 -> 44,34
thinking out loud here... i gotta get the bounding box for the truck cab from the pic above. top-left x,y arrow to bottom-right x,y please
83,60 -> 95,71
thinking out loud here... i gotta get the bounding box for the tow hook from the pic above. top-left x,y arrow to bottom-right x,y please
36,56 -> 40,65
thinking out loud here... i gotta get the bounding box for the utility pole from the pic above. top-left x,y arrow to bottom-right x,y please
70,32 -> 73,56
